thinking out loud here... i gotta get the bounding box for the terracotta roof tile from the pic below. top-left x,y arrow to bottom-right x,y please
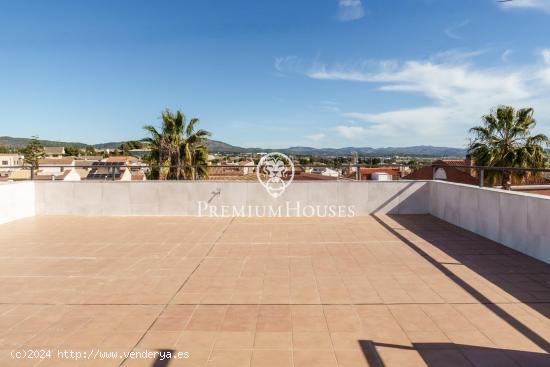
405,165 -> 479,185
38,158 -> 75,165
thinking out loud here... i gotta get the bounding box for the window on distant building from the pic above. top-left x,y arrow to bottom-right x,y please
1,161 -> 8,165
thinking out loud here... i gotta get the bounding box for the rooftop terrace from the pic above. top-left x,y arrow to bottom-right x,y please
0,213 -> 549,366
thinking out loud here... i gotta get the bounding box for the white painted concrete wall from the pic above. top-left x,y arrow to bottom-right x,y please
34,180 -> 431,216
0,182 -> 35,224
2,180 -> 549,264
430,181 -> 550,263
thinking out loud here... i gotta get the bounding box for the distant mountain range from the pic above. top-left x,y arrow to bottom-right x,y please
0,135 -> 467,157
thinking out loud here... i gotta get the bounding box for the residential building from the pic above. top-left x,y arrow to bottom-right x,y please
0,154 -> 24,174
209,161 -> 255,179
87,162 -> 132,181
308,167 -> 340,178
36,157 -> 81,181
358,167 -> 402,180
34,169 -> 81,181
74,156 -> 103,179
38,158 -> 75,174
43,147 -> 65,158
404,159 -> 479,185
86,156 -> 145,181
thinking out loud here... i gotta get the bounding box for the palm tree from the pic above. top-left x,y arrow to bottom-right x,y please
142,125 -> 164,180
143,109 -> 211,180
468,106 -> 549,190
180,117 -> 211,179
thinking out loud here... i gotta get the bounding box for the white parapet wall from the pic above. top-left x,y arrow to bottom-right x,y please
0,182 -> 35,224
430,180 -> 550,264
2,180 -> 549,263
33,180 -> 431,216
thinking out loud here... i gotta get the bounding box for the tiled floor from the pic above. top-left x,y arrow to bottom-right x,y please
0,215 -> 549,366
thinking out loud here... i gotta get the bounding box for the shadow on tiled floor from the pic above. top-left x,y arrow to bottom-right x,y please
381,215 -> 550,354
360,340 -> 550,367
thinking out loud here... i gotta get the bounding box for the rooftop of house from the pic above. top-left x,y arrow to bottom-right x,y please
404,164 -> 479,185
7,169 -> 31,180
130,171 -> 146,181
38,157 -> 75,166
34,169 -> 74,181
104,156 -> 140,163
0,214 -> 549,366
438,159 -> 470,166
43,146 -> 65,155
75,155 -> 103,161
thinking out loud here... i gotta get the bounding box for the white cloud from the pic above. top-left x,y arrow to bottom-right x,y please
501,49 -> 514,62
304,52 -> 550,145
337,0 -> 365,22
274,56 -> 303,73
335,126 -> 368,140
539,49 -> 550,85
306,133 -> 326,141
319,101 -> 341,112
431,49 -> 488,64
309,60 -> 533,103
444,19 -> 470,40
499,0 -> 550,13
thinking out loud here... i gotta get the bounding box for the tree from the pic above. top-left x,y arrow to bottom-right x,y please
366,157 -> 381,166
64,145 -> 81,156
22,136 -> 45,176
143,109 -> 211,180
0,145 -> 10,154
84,145 -> 97,156
120,141 -> 144,155
468,106 -> 549,190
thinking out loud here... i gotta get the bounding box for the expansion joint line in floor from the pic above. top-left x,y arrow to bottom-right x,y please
118,217 -> 236,367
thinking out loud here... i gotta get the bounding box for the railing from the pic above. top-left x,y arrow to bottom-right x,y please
431,163 -> 550,188
2,163 -> 549,190
0,163 -> 411,182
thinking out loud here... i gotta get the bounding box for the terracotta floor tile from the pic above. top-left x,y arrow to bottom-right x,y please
207,349 -> 252,367
251,350 -> 292,367
101,331 -> 144,348
214,331 -> 255,349
461,347 -> 520,367
222,305 -> 258,331
176,331 -> 218,350
334,350 -> 372,367
137,330 -> 180,349
185,306 -> 227,331
388,305 -> 440,332
292,305 -> 328,331
330,332 -> 368,351
256,306 -> 292,332
444,330 -> 496,349
376,346 -> 428,367
292,331 -> 333,350
1,216 -> 549,367
324,306 -> 361,332
254,332 -> 292,350
419,349 -> 474,367
293,349 -> 338,367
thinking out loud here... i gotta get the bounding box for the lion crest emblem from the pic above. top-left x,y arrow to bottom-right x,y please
256,152 -> 295,198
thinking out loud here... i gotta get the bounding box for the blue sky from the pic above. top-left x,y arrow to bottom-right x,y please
1,0 -> 550,148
